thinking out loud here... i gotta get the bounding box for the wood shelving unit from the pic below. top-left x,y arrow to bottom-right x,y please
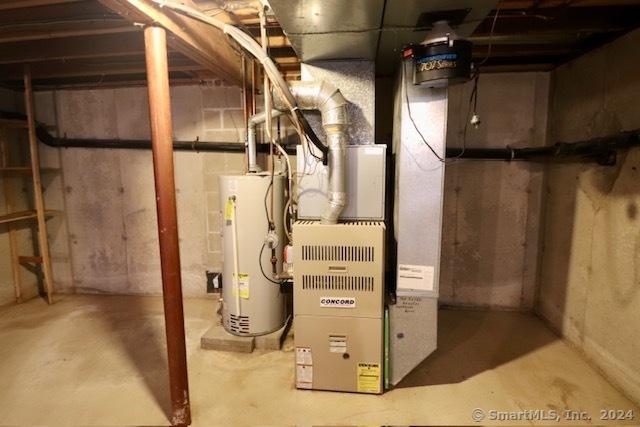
0,209 -> 59,225
0,166 -> 59,174
0,67 -> 57,304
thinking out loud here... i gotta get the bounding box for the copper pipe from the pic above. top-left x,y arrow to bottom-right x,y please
143,25 -> 191,426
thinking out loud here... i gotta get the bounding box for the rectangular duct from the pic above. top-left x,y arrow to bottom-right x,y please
389,60 -> 448,386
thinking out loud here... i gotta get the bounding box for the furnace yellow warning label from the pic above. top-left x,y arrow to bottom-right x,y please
357,363 -> 381,393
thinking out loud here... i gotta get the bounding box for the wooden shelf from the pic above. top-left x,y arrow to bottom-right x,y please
0,167 -> 59,174
0,209 -> 59,225
0,118 -> 28,129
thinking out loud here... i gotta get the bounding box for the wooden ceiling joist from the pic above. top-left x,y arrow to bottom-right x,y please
0,55 -> 203,80
98,0 -> 243,85
0,32 -> 147,64
0,0 -> 83,10
0,20 -> 139,44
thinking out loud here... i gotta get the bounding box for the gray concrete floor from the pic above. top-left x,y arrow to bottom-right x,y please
0,295 -> 637,425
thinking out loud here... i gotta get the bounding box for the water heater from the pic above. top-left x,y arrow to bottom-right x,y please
219,174 -> 286,336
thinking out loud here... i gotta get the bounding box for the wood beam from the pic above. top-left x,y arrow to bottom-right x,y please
497,0 -> 640,9
24,66 -> 55,305
0,21 -> 139,44
0,32 -> 147,64
0,0 -> 82,10
99,0 -> 243,85
475,5 -> 640,34
25,76 -> 204,91
0,56 -> 204,80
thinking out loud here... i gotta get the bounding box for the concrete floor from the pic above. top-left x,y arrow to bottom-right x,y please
0,295 -> 637,425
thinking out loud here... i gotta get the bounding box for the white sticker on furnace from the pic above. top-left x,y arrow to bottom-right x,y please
296,365 -> 313,389
296,347 -> 313,389
320,296 -> 356,308
397,264 -> 435,292
296,347 -> 313,365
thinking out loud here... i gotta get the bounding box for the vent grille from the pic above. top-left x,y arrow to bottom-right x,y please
301,245 -> 374,262
302,275 -> 374,292
295,220 -> 383,227
228,313 -> 250,334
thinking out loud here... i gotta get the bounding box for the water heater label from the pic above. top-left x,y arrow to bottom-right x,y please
320,297 -> 356,308
233,273 -> 249,299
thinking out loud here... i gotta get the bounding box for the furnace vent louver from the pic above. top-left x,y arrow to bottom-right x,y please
302,275 -> 374,292
301,245 -> 375,262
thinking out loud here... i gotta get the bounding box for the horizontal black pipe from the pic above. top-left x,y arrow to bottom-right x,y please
2,111 -> 638,165
38,132 -> 297,155
446,130 -> 640,165
1,110 -> 299,154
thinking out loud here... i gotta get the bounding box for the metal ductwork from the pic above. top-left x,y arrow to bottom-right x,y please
273,81 -> 349,224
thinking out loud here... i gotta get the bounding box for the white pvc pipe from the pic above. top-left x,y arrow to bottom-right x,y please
247,109 -> 285,172
230,197 -> 240,315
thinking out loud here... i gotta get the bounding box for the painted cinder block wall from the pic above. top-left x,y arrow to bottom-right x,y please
537,28 -> 640,404
30,61 -> 376,299
10,66 -> 549,310
34,82 -> 249,298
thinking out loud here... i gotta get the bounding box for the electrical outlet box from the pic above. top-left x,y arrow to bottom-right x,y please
206,271 -> 222,293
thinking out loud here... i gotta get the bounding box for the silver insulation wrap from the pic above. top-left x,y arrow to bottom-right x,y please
273,81 -> 349,223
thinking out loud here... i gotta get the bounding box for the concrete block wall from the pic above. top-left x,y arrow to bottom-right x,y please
33,81 -> 250,297
537,28 -> 640,404
440,72 -> 550,310
27,62 -> 373,299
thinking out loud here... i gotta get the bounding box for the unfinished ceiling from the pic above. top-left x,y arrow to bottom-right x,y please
270,0 -> 640,75
0,0 -> 639,90
0,0 -> 299,89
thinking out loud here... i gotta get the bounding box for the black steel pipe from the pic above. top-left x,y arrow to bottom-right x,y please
446,130 -> 640,165
2,110 -> 638,165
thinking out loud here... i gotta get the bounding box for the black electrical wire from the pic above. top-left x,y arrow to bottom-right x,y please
402,60 -> 446,163
477,4 -> 502,67
456,72 -> 481,161
264,174 -> 273,225
260,179 -> 283,285
296,109 -> 328,164
259,242 -> 283,285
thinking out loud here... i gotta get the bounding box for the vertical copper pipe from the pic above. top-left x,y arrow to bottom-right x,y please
143,25 -> 191,426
